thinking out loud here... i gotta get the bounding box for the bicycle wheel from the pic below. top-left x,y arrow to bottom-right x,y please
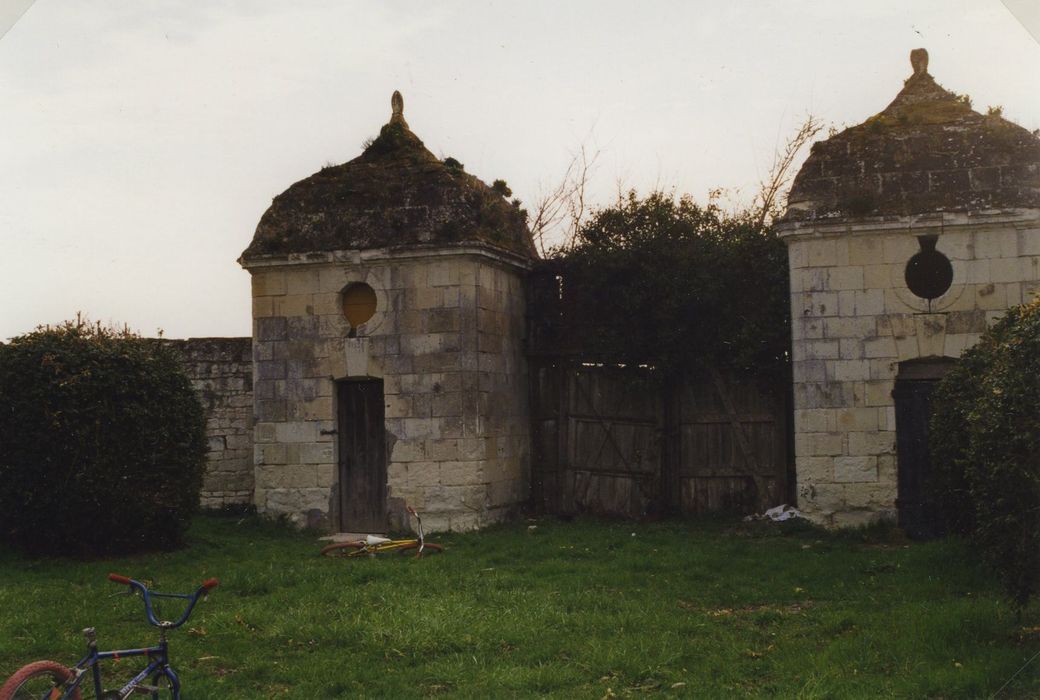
146,670 -> 176,699
319,541 -> 369,558
0,660 -> 82,700
396,542 -> 445,557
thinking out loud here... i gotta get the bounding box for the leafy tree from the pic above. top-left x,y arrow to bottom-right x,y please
930,298 -> 1040,609
545,190 -> 790,383
0,319 -> 207,556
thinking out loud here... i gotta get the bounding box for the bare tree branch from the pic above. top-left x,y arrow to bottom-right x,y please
528,142 -> 600,256
528,114 -> 821,254
753,114 -> 825,228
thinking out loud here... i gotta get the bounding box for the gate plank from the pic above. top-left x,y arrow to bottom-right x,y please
528,362 -> 787,518
707,368 -> 772,509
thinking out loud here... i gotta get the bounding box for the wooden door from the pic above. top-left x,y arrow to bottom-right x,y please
337,379 -> 386,532
894,360 -> 955,539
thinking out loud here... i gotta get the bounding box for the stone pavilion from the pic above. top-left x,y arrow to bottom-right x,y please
239,92 -> 535,533
779,49 -> 1040,532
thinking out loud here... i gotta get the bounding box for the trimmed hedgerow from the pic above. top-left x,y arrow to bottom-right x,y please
0,320 -> 206,557
930,297 -> 1040,609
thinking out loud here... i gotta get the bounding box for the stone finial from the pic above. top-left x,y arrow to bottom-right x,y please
910,48 -> 929,77
390,90 -> 405,124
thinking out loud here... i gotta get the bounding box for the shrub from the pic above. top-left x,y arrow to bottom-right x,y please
0,320 -> 207,556
544,190 -> 790,383
930,298 -> 1040,609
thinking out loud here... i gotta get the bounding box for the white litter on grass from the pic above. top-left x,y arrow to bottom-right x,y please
744,504 -> 803,522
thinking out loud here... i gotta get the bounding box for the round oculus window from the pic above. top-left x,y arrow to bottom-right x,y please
904,235 -> 953,301
341,283 -> 377,328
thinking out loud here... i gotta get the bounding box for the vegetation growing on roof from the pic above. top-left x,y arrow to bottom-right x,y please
492,179 -> 512,197
785,53 -> 1040,221
241,106 -> 534,260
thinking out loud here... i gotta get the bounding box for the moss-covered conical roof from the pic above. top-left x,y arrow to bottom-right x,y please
785,49 -> 1040,221
241,92 -> 535,261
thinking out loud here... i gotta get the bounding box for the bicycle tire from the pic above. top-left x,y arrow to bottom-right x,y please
0,660 -> 82,700
319,541 -> 369,558
148,670 -> 175,699
396,542 -> 445,557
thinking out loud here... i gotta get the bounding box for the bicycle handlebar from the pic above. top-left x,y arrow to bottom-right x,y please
108,573 -> 218,628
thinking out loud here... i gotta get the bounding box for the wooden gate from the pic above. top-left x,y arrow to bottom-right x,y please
673,369 -> 788,514
531,362 -> 790,518
336,379 -> 387,532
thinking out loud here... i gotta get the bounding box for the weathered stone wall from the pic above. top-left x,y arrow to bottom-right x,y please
167,337 -> 254,508
248,245 -> 531,532
782,211 -> 1040,526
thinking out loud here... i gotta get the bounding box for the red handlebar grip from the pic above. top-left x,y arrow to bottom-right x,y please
406,505 -> 416,515
108,573 -> 132,586
201,578 -> 220,591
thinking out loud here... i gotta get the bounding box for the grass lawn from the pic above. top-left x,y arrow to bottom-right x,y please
1,513 -> 1038,699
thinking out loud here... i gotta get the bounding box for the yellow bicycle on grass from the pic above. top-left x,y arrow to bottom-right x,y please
320,506 -> 444,558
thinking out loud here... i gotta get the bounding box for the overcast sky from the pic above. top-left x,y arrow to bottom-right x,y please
1,1 -> 1039,340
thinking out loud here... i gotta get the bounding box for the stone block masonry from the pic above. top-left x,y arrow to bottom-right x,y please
247,245 -> 531,532
238,92 -> 536,533
165,337 -> 254,508
778,48 -> 1040,530
782,211 -> 1040,527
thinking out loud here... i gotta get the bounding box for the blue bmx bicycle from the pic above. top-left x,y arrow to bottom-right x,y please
0,574 -> 218,700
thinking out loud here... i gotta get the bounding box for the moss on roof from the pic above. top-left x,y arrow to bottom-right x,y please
785,50 -> 1040,222
241,93 -> 535,261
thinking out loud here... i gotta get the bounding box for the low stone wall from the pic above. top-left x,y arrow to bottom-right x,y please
166,337 -> 254,507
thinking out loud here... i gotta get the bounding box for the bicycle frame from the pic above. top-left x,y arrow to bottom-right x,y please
56,578 -> 214,699
411,505 -> 427,556
342,506 -> 428,555
62,630 -> 178,700
319,505 -> 443,558
361,537 -> 423,554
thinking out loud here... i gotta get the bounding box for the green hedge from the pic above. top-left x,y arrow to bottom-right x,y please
549,191 -> 790,382
930,298 -> 1040,609
0,321 -> 207,556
